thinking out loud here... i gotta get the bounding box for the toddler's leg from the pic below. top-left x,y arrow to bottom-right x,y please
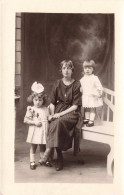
30,144 -> 37,170
84,108 -> 90,124
87,108 -> 96,127
90,108 -> 96,121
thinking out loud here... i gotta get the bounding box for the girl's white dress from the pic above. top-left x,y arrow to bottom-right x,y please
24,106 -> 49,144
80,74 -> 103,108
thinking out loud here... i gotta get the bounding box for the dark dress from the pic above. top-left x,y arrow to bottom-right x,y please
47,79 -> 82,152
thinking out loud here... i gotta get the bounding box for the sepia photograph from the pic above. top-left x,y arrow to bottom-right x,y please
2,0 -> 124,194
15,13 -> 114,183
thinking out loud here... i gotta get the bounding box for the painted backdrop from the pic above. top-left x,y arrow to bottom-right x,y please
19,13 -> 114,118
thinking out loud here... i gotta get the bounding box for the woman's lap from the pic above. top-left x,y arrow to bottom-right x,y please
46,111 -> 78,150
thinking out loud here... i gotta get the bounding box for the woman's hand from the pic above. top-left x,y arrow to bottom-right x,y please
48,115 -> 54,121
53,113 -> 62,119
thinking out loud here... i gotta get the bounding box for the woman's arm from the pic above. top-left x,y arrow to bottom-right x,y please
53,105 -> 78,119
48,103 -> 55,121
49,103 -> 55,115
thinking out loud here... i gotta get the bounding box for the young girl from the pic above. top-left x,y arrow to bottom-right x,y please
80,60 -> 103,127
24,81 -> 51,170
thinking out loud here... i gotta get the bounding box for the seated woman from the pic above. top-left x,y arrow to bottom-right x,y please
40,60 -> 82,171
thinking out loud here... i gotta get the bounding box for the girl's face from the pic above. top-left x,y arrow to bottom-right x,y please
83,66 -> 93,75
33,96 -> 43,108
61,64 -> 73,78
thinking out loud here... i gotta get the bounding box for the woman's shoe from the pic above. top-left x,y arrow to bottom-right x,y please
45,161 -> 53,167
55,160 -> 63,171
83,119 -> 89,124
39,161 -> 52,167
30,162 -> 36,170
55,148 -> 63,171
86,121 -> 94,127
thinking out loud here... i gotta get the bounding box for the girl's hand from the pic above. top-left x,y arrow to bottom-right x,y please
34,121 -> 42,127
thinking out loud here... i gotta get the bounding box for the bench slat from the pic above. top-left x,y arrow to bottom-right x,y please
103,88 -> 115,96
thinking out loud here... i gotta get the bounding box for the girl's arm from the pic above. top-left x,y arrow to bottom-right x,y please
24,117 -> 35,125
24,106 -> 42,126
24,106 -> 34,125
53,105 -> 78,119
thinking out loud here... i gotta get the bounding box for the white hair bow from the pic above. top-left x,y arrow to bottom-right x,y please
31,81 -> 44,93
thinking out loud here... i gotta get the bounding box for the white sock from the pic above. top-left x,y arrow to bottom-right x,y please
30,153 -> 35,162
90,112 -> 96,121
85,112 -> 90,120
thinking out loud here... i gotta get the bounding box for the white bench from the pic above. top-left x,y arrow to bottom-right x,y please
82,88 -> 114,176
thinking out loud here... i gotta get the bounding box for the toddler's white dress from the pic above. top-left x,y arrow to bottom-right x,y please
80,74 -> 103,108
24,106 -> 49,144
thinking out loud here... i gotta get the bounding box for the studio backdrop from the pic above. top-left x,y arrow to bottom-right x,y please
18,13 -> 114,118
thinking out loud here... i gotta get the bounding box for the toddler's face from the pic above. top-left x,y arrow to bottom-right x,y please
33,96 -> 43,108
83,65 -> 93,75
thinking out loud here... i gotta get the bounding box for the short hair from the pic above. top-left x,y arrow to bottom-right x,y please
60,60 -> 74,72
27,92 -> 47,105
83,60 -> 96,70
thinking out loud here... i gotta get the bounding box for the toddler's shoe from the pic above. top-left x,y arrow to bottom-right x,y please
83,119 -> 89,124
86,121 -> 94,127
30,162 -> 36,170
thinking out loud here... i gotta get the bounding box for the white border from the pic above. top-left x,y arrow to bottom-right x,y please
1,0 -> 124,194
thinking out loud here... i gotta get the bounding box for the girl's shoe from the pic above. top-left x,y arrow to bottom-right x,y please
30,162 -> 36,170
83,119 -> 89,124
86,120 -> 94,127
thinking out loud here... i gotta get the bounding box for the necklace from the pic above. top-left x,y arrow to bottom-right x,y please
62,78 -> 74,86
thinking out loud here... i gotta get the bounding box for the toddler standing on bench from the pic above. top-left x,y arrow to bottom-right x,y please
80,60 -> 103,127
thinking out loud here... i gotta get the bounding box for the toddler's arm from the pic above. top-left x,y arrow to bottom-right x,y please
95,76 -> 103,97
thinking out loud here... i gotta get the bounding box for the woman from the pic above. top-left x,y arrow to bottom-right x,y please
41,60 -> 82,171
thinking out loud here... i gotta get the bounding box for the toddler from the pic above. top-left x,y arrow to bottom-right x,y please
80,60 -> 103,127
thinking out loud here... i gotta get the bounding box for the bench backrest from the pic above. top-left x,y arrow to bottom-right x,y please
101,88 -> 115,122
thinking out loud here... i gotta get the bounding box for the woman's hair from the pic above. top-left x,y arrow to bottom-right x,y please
27,91 -> 47,105
60,60 -> 74,72
83,60 -> 96,72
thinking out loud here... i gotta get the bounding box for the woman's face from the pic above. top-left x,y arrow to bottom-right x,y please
61,64 -> 73,78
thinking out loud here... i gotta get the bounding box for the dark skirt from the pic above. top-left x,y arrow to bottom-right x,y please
46,111 -> 79,151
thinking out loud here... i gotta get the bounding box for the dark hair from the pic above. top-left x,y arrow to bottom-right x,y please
60,60 -> 74,72
27,92 -> 47,106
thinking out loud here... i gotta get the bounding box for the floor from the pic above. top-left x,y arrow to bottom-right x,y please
15,120 -> 113,183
